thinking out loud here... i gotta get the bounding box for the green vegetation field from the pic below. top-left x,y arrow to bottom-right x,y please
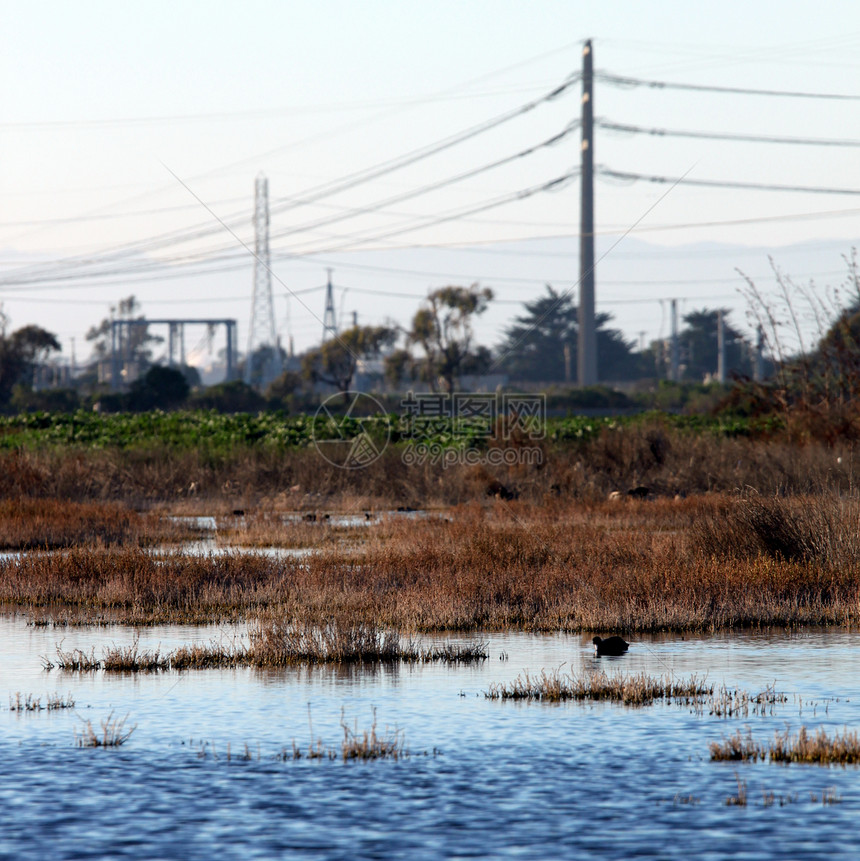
0,408 -> 777,453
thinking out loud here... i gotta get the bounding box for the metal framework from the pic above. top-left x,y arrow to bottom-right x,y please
245,174 -> 282,386
110,318 -> 237,390
322,268 -> 337,342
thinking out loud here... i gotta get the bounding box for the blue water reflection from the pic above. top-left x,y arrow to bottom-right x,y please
2,617 -> 860,859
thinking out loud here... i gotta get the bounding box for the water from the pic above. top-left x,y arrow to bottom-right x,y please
3,617 -> 860,859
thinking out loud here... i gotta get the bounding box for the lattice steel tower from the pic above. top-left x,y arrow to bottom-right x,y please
322,268 -> 337,341
245,174 -> 282,386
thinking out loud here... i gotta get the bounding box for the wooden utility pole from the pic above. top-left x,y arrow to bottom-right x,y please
578,39 -> 597,386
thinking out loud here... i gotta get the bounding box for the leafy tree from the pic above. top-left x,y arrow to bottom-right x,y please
494,285 -> 643,382
383,348 -> 418,390
302,325 -> 397,398
0,314 -> 61,407
265,369 -> 303,402
408,285 -> 493,392
241,344 -> 287,389
127,366 -> 190,411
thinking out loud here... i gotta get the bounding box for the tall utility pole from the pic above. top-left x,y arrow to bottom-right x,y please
754,325 -> 765,382
716,310 -> 726,383
245,174 -> 281,386
670,299 -> 680,382
322,268 -> 337,341
578,39 -> 597,386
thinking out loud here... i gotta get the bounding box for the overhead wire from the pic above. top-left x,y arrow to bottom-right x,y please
598,168 -> 860,196
595,70 -> 860,100
0,69 -> 580,286
596,119 -> 860,148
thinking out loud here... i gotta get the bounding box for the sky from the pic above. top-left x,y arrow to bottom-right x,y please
1,1 -> 859,374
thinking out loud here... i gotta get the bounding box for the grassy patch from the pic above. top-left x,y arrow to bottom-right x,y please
485,668 -> 713,706
711,726 -> 860,765
9,692 -> 75,711
75,711 -> 136,747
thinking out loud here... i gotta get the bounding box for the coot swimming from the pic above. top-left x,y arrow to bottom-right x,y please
592,635 -> 629,656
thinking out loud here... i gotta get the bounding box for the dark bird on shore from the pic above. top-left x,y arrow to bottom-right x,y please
593,636 -> 629,656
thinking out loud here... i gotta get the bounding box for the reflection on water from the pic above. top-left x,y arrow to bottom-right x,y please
3,617 -> 860,859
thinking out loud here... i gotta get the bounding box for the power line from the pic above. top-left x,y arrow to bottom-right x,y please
599,167 -> 860,196
0,70 -> 580,286
597,119 -> 860,148
595,70 -> 860,100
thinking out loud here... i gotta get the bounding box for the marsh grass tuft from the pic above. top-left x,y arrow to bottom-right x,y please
9,692 -> 75,711
51,644 -> 100,671
485,668 -> 712,706
47,624 -> 488,671
725,773 -> 748,806
339,707 -> 405,761
280,707 -> 407,762
709,683 -> 787,719
75,711 -> 135,747
101,636 -> 164,672
711,725 -> 860,765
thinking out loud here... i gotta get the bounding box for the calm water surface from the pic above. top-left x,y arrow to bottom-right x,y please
2,617 -> 860,860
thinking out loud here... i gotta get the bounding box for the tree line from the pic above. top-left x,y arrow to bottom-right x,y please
0,278 -> 809,414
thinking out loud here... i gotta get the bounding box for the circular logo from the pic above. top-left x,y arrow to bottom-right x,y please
311,391 -> 391,469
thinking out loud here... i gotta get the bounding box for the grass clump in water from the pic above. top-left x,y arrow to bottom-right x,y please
711,726 -> 860,765
101,637 -> 164,672
45,623 -> 488,671
485,668 -> 712,706
9,692 -> 75,711
339,707 -> 405,761
248,618 -> 411,666
282,706 -> 407,762
75,711 -> 136,747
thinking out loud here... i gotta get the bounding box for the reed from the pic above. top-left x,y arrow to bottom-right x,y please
247,617 -> 413,666
75,711 -> 136,747
485,668 -> 712,706
725,773 -> 748,807
339,707 -> 405,761
45,624 -> 489,671
101,637 -> 164,672
9,692 -> 75,711
710,726 -> 860,765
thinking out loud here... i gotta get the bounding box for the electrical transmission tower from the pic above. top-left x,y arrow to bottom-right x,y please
322,268 -> 337,342
245,174 -> 282,387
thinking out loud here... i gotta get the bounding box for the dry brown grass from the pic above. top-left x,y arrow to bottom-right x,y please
75,711 -> 136,747
9,692 -> 75,711
1,424 -> 859,509
0,498 -> 184,550
6,494 -> 860,632
711,726 -> 860,765
44,622 -> 487,670
485,668 -> 712,705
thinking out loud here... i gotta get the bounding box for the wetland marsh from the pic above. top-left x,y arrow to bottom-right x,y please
3,421 -> 860,858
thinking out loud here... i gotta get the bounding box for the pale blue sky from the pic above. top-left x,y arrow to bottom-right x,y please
1,1 -> 858,362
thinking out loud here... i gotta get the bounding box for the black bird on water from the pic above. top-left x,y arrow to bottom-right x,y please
592,636 -> 629,657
